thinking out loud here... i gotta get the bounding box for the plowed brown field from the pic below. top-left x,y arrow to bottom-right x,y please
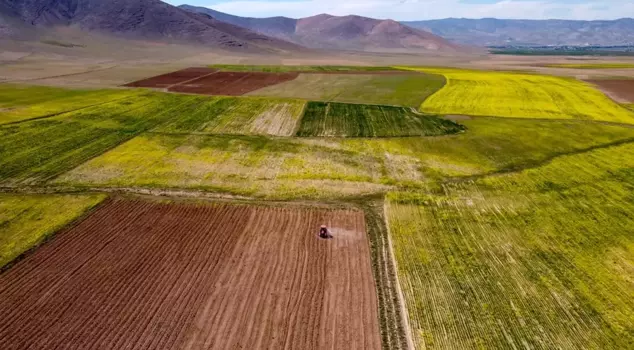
124,67 -> 218,88
168,72 -> 299,96
587,79 -> 634,103
0,199 -> 381,350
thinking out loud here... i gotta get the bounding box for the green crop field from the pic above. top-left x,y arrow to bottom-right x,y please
0,84 -> 143,124
387,140 -> 634,348
400,67 -> 634,123
4,70 -> 634,350
210,64 -> 403,72
249,73 -> 445,107
0,193 -> 105,268
545,63 -> 634,69
296,102 -> 464,137
56,117 -> 634,199
154,96 -> 306,136
0,90 -> 201,185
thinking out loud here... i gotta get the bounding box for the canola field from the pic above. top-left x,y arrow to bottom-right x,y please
296,102 -> 463,137
0,194 -> 105,268
403,67 -> 634,123
387,141 -> 634,349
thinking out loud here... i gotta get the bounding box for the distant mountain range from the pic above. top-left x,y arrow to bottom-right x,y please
403,18 -> 634,46
1,0 -> 631,52
179,5 -> 460,52
0,0 -> 301,52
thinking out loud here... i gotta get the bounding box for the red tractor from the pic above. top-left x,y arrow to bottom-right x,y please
319,225 -> 332,239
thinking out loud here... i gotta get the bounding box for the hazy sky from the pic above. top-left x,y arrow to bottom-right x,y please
168,0 -> 634,21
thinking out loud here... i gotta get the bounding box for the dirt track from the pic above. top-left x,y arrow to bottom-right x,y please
0,199 -> 381,350
168,72 -> 299,96
124,67 -> 218,88
587,79 -> 634,103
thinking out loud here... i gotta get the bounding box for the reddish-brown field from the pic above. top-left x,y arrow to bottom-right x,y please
123,67 -> 218,88
0,199 -> 381,350
587,79 -> 634,103
168,72 -> 299,96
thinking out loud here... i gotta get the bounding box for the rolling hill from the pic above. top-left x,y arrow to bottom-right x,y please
403,18 -> 634,46
0,0 -> 302,52
180,5 -> 461,52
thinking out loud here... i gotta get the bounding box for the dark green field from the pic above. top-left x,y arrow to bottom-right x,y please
296,102 -> 465,137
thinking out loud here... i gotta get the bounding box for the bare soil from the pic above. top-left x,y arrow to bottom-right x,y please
123,67 -> 218,88
586,79 -> 634,103
0,198 -> 381,350
168,71 -> 299,96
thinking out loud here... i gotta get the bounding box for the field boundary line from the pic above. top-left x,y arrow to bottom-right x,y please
2,64 -> 119,83
0,94 -> 141,126
456,136 -> 634,183
165,70 -> 219,90
383,200 -> 415,350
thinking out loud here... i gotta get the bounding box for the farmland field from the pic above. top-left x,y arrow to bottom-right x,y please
56,117 -> 634,198
403,67 -> 634,123
123,67 -> 217,88
210,64 -> 405,73
544,63 -> 634,69
386,140 -> 634,349
168,71 -> 299,96
0,92 -> 200,185
296,102 -> 464,137
0,84 -> 143,124
249,73 -> 445,107
0,194 -> 105,269
587,79 -> 634,103
0,199 -> 381,350
154,96 -> 306,136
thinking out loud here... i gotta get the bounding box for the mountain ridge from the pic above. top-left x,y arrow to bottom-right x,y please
179,5 -> 461,52
404,17 -> 634,46
0,0 -> 303,52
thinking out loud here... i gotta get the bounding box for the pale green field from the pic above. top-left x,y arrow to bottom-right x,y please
55,117 -> 634,199
400,67 -> 634,123
387,140 -> 634,349
248,73 -> 445,107
0,194 -> 106,268
154,96 -> 306,136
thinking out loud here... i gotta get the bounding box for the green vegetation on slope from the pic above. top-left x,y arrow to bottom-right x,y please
249,73 -> 446,107
0,84 -> 143,124
387,141 -> 634,348
296,102 -> 464,137
154,96 -> 306,136
400,67 -> 634,123
0,194 -> 105,268
56,117 -> 634,199
210,64 -> 403,72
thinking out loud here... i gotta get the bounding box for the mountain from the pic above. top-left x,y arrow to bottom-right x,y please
179,5 -> 461,52
403,18 -> 634,46
0,0 -> 301,52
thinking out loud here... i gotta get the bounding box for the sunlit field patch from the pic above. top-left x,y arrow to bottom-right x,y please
387,141 -> 634,349
400,67 -> 634,123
